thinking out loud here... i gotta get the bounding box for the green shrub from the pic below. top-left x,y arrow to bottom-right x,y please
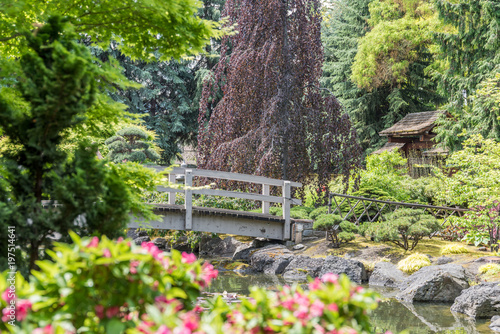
362,208 -> 441,251
290,209 -> 310,219
313,214 -> 343,230
440,244 -> 470,255
397,253 -> 431,274
129,274 -> 380,333
309,206 -> 329,220
0,232 -> 217,333
194,194 -> 258,211
314,214 -> 357,246
269,206 -> 283,216
105,126 -> 160,163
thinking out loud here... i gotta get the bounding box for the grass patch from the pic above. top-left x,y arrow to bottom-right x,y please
397,253 -> 431,274
441,244 -> 470,255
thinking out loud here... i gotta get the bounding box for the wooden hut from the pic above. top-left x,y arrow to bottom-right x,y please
374,110 -> 449,177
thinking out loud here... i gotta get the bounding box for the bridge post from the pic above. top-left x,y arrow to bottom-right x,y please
262,184 -> 270,214
185,169 -> 193,230
283,181 -> 291,240
168,173 -> 176,205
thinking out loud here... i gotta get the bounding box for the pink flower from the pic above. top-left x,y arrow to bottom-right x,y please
87,236 -> 99,248
130,260 -> 140,274
142,242 -> 164,261
327,303 -> 339,312
2,307 -> 11,322
103,248 -> 111,258
309,277 -> 322,291
310,299 -> 325,318
155,325 -> 172,334
32,325 -> 54,334
181,252 -> 197,264
280,298 -> 295,310
179,311 -> 199,332
293,305 -> 310,320
321,273 -> 338,284
16,299 -> 32,321
117,237 -> 124,242
95,305 -> 105,319
106,306 -> 120,318
202,263 -> 218,279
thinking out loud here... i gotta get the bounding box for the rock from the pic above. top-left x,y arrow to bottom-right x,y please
491,315 -> 500,332
319,256 -> 367,284
293,244 -> 305,250
127,229 -> 148,240
283,256 -> 325,280
199,235 -> 223,255
171,236 -> 192,253
212,237 -> 243,257
451,282 -> 500,318
436,256 -> 453,265
232,243 -> 255,261
153,237 -> 169,251
397,264 -> 474,303
133,236 -> 151,245
250,244 -> 294,274
478,247 -> 488,252
369,262 -> 406,288
251,238 -> 276,248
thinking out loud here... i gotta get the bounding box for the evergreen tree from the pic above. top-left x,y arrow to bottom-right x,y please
0,18 -> 157,273
322,0 -> 444,154
432,0 -> 500,149
105,127 -> 161,163
198,0 -> 362,187
91,0 -> 226,164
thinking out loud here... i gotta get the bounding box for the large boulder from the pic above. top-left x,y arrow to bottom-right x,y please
397,264 -> 474,303
369,262 -> 407,288
283,256 -> 325,281
319,256 -> 367,284
250,244 -> 294,274
451,282 -> 500,318
232,243 -> 255,261
490,315 -> 500,332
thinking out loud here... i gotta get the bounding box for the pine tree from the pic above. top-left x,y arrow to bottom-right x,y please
198,0 -> 361,187
0,18 -> 155,273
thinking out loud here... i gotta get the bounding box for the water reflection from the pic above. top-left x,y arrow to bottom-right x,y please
206,272 -> 491,333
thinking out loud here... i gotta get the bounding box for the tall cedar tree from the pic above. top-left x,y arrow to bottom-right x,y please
433,0 -> 500,150
322,0 -> 443,155
0,18 -> 154,273
198,0 -> 362,187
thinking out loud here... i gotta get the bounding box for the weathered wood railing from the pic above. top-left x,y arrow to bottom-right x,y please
147,166 -> 302,240
328,192 -> 468,231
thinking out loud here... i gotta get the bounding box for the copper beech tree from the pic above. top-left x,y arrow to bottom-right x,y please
197,0 -> 361,190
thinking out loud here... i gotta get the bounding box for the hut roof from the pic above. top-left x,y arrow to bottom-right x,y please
379,111 -> 446,137
372,142 -> 405,154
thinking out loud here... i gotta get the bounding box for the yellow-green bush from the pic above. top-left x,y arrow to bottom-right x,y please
440,244 -> 470,255
397,253 -> 431,274
478,263 -> 500,275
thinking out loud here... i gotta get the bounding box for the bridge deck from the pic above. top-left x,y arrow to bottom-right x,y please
129,204 -> 291,240
151,204 -> 286,222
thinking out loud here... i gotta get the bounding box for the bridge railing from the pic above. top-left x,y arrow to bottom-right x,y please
147,166 -> 302,239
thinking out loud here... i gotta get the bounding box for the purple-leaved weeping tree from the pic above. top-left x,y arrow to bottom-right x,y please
198,0 -> 361,193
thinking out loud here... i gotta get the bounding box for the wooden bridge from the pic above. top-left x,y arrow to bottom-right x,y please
128,166 -> 303,240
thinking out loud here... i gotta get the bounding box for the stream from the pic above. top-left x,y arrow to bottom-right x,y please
205,271 -> 492,334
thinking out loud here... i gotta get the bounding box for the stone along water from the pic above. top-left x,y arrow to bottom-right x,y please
205,272 -> 492,334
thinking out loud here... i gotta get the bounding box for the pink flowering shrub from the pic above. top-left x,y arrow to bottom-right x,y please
0,232 -> 217,333
128,274 -> 385,334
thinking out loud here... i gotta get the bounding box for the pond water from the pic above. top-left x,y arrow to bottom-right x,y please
205,272 -> 492,334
